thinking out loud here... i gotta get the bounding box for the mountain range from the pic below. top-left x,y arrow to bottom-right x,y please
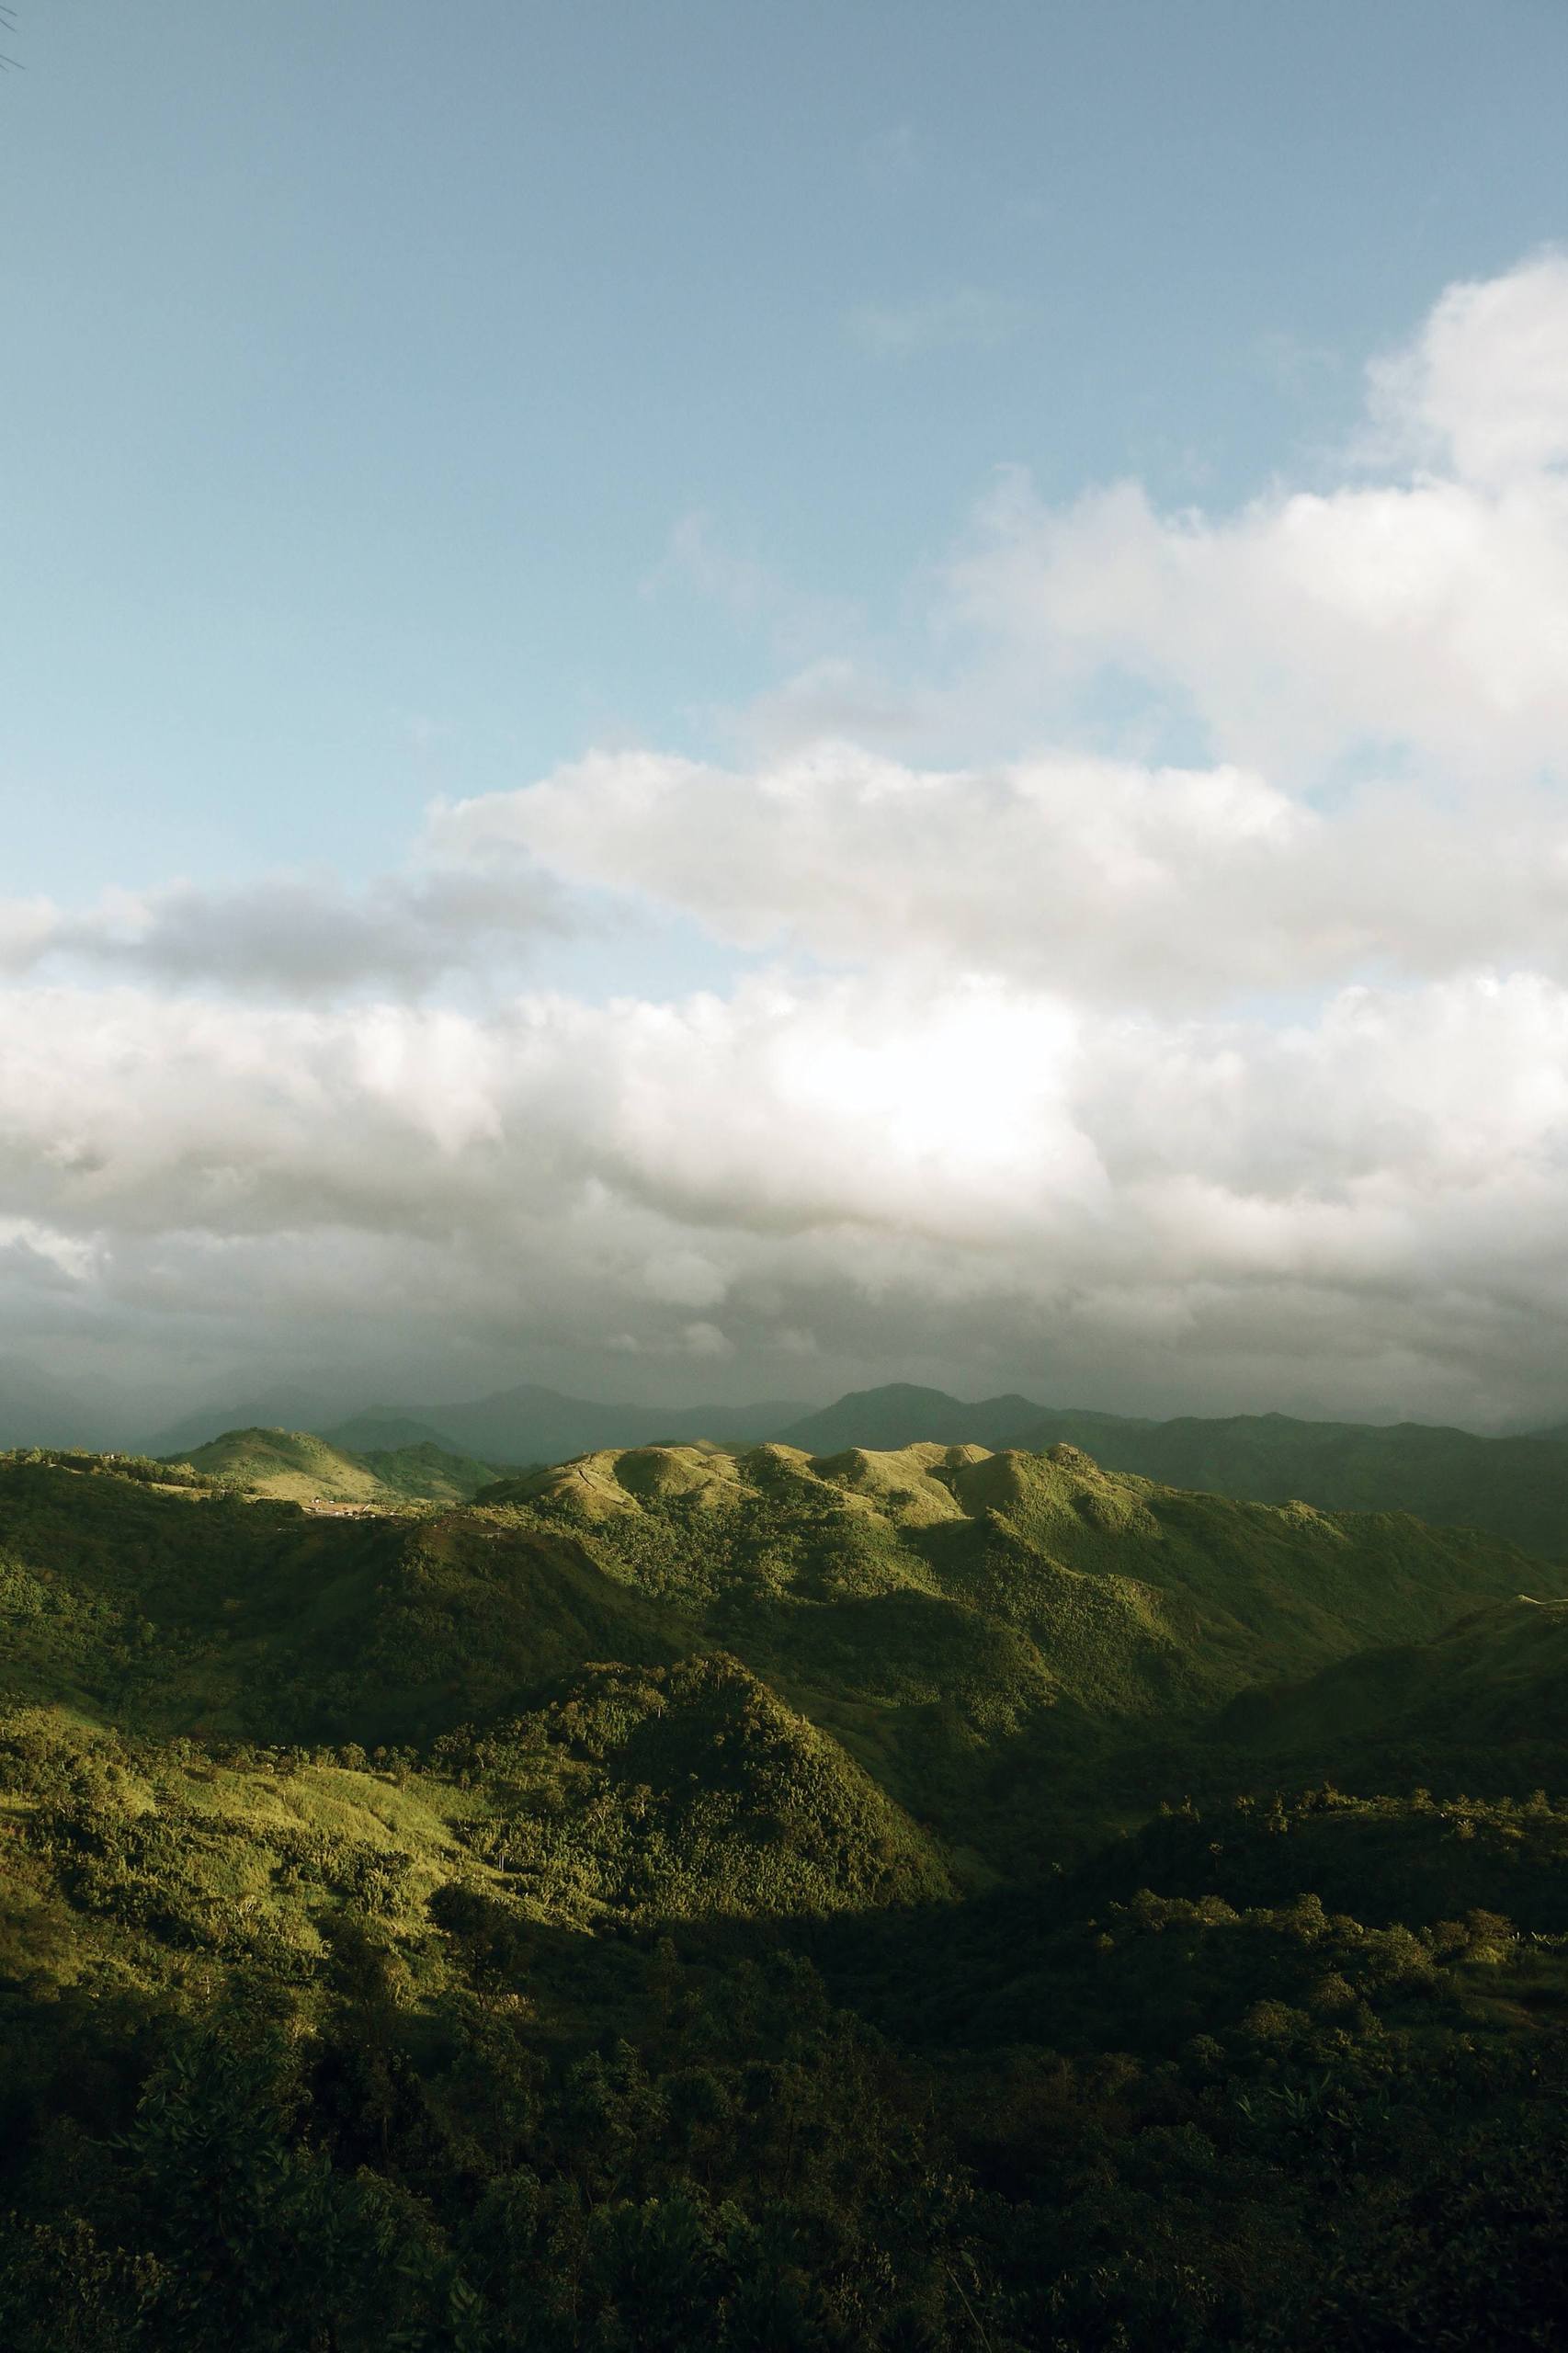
5,1424 -> 1568,2346
134,1376 -> 1568,1559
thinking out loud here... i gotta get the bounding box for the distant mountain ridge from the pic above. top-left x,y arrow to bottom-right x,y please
108,1376 -> 1568,1561
424,1381 -> 812,1464
146,1381 -> 814,1465
710,1385 -> 1568,1561
775,1382 -> 1047,1454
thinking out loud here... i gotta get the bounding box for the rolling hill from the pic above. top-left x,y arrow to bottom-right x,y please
131,1378 -> 1568,1568
768,1384 -> 1568,1563
493,1436 -> 1565,1688
1221,1590 -> 1568,1766
6,1436 -> 1568,2350
167,1425 -> 506,1506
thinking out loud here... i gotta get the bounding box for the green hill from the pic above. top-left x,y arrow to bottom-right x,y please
6,1438 -> 1568,2351
765,1385 -> 1568,1560
7,1436 -> 1554,1842
1221,1592 -> 1568,1768
434,1653 -> 950,1925
168,1425 -> 505,1506
488,1436 -> 1564,1717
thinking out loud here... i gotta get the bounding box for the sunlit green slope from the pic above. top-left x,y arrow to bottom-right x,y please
485,1436 -> 1566,1713
765,1384 -> 1568,1559
168,1425 -> 504,1505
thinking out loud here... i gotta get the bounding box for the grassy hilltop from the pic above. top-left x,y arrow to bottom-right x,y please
4,1435 -> 1568,2347
775,1385 -> 1568,1559
168,1425 -> 510,1506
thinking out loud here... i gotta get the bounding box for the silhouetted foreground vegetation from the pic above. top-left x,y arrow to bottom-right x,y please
4,1438 -> 1568,2347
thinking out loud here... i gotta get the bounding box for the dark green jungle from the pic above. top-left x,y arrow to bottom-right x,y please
6,1419 -> 1568,2350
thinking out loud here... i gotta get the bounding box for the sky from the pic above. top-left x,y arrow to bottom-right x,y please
6,0 -> 1568,1433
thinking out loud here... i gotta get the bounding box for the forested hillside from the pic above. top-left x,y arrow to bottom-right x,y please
1013,1407 -> 1568,1560
3,1438 -> 1568,2348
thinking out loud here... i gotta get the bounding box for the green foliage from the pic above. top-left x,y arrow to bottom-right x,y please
4,1436 -> 1568,2347
432,1653 -> 949,1923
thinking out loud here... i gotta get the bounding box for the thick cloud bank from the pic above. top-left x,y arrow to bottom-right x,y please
8,258 -> 1568,1427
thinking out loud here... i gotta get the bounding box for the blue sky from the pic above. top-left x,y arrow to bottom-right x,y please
6,4 -> 1568,1430
6,0 -> 1568,896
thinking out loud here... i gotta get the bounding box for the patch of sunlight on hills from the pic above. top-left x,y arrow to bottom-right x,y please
169,1425 -> 505,1506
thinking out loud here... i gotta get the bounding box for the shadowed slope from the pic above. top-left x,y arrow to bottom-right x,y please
434,1653 -> 950,1926
1222,1592 -> 1568,1762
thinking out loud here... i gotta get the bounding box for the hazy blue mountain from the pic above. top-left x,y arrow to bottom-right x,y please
430,1380 -> 812,1463
778,1381 -> 1046,1454
145,1385 -> 344,1459
321,1408 -> 472,1453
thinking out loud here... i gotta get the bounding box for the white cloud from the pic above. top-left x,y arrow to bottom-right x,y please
933,256 -> 1568,783
10,255 -> 1568,1427
4,964 -> 1568,1420
434,742 -> 1568,1007
1365,251 -> 1568,485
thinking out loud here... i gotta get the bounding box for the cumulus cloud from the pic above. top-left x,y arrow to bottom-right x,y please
936,256 -> 1568,783
941,466 -> 1568,783
4,963 -> 1568,1422
434,744 -> 1568,1006
1365,251 -> 1568,485
9,255 -> 1568,1426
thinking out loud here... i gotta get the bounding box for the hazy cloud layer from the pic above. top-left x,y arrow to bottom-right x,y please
0,867 -> 570,999
6,961 -> 1568,1424
11,256 -> 1568,1427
